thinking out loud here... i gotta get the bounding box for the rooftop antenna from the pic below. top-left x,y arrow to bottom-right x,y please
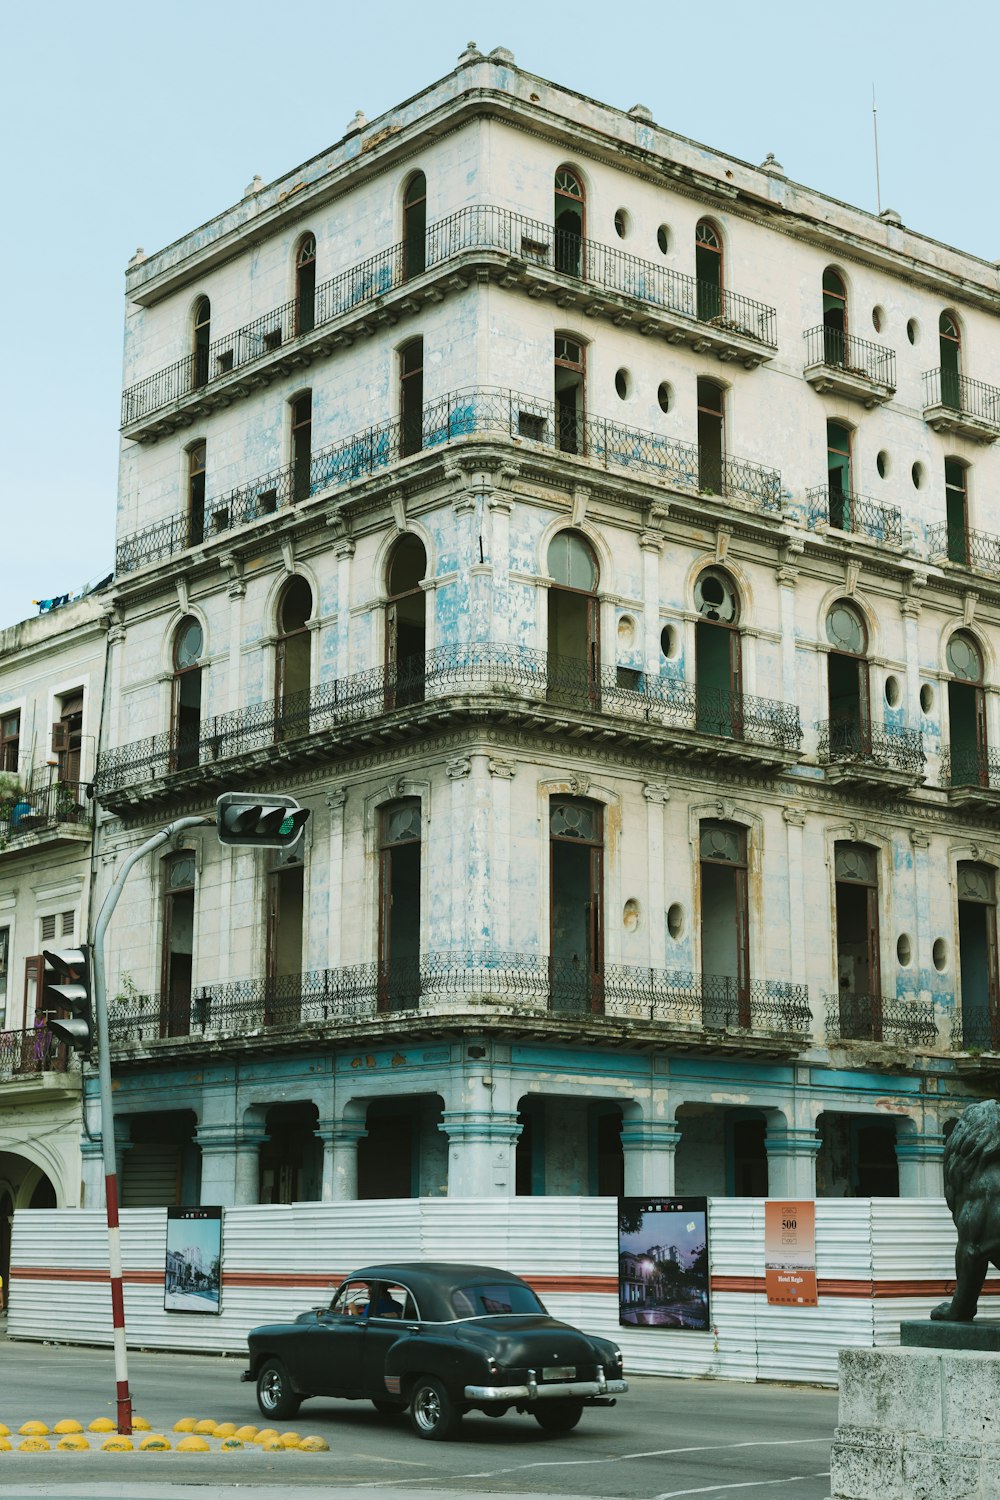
872,85 -> 882,215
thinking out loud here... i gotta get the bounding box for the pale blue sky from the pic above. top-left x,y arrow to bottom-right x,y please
2,0 -> 997,625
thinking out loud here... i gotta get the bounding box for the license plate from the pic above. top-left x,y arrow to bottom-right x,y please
543,1365 -> 576,1380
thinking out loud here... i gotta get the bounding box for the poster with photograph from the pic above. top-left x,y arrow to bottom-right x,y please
618,1197 -> 710,1330
164,1206 -> 223,1314
764,1200 -> 818,1306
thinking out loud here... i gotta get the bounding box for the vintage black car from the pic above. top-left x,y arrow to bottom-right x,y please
243,1261 -> 627,1440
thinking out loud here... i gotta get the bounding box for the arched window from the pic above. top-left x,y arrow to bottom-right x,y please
403,172 -> 427,280
378,799 -> 422,1010
161,851 -> 196,1037
957,862 -> 1000,1050
945,458 -> 970,564
695,220 -> 723,321
295,234 -> 316,335
822,267 -> 848,365
947,630 -> 987,788
697,379 -> 726,494
399,337 -> 424,457
290,392 -> 312,502
186,440 -> 206,547
833,842 -> 882,1040
555,335 -> 585,454
699,821 -> 749,1025
550,798 -> 604,1014
554,167 -> 584,277
695,569 -> 742,738
275,576 -> 312,737
385,534 -> 427,708
547,530 -> 599,706
193,296 -> 211,388
940,311 -> 962,409
827,421 -> 853,530
825,601 -> 869,756
171,617 -> 203,772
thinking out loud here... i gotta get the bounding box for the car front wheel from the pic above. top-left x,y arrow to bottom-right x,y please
408,1376 -> 461,1440
256,1356 -> 301,1420
533,1400 -> 584,1434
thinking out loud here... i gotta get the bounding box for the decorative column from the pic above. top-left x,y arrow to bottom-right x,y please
783,808 -> 807,992
765,1123 -> 821,1198
643,784 -> 670,971
317,1122 -> 368,1201
325,788 -> 347,968
620,1118 -> 682,1195
776,541 -> 802,713
195,1124 -> 245,1206
80,1138 -> 106,1210
909,830 -> 931,1005
639,518 -> 665,682
466,752 -> 492,954
896,1126 -> 946,1198
488,756 -> 516,952
332,532 -> 354,681
899,575 -> 924,732
440,1109 -> 522,1197
487,477 -> 515,645
446,755 -> 472,951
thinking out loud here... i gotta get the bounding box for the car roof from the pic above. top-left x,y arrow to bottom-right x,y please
348,1262 -> 525,1289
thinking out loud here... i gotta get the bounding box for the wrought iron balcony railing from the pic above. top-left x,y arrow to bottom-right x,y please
0,1024 -> 69,1079
952,1009 -> 1000,1053
803,326 -> 896,388
107,952 -> 812,1048
923,368 -> 1000,425
816,720 -> 925,775
824,992 -> 938,1048
94,645 -> 802,796
121,206 -> 777,427
115,385 -> 784,574
940,746 -> 1000,791
806,484 -> 902,546
0,778 -> 92,847
927,521 -> 1000,574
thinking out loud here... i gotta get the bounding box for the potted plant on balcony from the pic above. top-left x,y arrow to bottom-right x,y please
0,771 -> 27,844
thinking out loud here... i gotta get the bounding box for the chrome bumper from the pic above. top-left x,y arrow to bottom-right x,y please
465,1366 -> 628,1402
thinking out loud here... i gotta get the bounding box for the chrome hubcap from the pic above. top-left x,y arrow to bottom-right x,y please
414,1386 -> 441,1430
261,1371 -> 281,1408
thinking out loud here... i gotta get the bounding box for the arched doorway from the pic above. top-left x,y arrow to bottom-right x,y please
385,535 -> 427,707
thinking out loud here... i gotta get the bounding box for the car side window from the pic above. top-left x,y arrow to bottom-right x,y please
330,1279 -> 372,1318
373,1282 -> 418,1321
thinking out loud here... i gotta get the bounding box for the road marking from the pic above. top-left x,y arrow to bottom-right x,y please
654,1473 -> 831,1498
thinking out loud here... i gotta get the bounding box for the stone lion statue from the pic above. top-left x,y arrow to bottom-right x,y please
932,1098 -> 1000,1322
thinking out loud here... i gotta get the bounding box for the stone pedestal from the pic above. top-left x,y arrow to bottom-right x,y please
830,1345 -> 1000,1499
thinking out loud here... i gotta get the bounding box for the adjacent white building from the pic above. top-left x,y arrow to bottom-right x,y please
87,44 -> 1000,1212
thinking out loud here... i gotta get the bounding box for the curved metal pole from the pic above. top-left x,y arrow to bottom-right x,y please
91,814 -> 211,1434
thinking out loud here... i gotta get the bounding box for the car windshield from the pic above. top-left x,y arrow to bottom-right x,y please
450,1282 -> 546,1317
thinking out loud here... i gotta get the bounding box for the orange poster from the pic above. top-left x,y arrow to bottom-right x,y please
764,1201 -> 818,1306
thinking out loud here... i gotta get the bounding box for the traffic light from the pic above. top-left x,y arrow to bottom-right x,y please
43,946 -> 95,1056
216,792 -> 310,848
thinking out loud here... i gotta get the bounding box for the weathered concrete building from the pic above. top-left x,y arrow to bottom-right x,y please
91,44 -> 1000,1211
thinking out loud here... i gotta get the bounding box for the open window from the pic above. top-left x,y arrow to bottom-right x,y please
171,617 -> 203,771
193,296 -> 211,388
547,529 -> 599,706
957,862 -> 1000,1049
549,798 -> 604,1015
697,379 -> 725,494
555,335 -> 585,454
378,800 -> 421,1011
947,630 -> 987,787
275,576 -> 312,737
160,851 -> 195,1037
290,392 -> 312,502
53,691 -> 83,784
699,821 -> 749,1026
265,861 -> 305,1027
695,568 -> 742,738
295,234 -> 316,336
945,458 -> 969,564
695,220 -> 723,322
554,167 -> 584,277
827,421 -> 853,530
826,601 -> 870,757
834,843 -> 882,1040
940,311 -> 961,409
399,337 -> 424,458
385,534 -> 427,708
403,172 -> 427,280
822,267 -> 848,366
0,710 -> 19,773
187,441 -> 206,547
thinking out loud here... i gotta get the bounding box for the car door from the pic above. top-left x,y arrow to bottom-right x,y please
300,1279 -> 373,1396
361,1280 -> 418,1396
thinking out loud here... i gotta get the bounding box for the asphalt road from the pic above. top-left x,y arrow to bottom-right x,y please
0,1336 -> 838,1498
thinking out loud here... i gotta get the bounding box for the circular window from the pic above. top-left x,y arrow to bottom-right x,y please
919,683 -> 934,713
907,318 -> 919,345
872,305 -> 885,333
656,224 -> 670,255
614,209 -> 629,239
826,601 -> 866,654
911,461 -> 924,489
657,381 -> 672,414
876,450 -> 889,479
884,675 -> 901,707
615,368 -> 630,400
695,569 -> 739,624
933,937 -> 948,972
667,903 -> 684,939
897,934 -> 912,966
947,631 -> 983,682
174,617 -> 203,669
660,624 -> 679,659
623,898 -> 641,932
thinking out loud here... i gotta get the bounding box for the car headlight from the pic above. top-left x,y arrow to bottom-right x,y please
486,1356 -> 500,1378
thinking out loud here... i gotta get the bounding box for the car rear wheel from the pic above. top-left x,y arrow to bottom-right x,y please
408,1376 -> 461,1440
371,1399 -> 405,1418
533,1400 -> 584,1434
256,1357 -> 301,1420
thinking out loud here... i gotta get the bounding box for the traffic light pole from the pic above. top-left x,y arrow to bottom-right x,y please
90,813 -> 211,1435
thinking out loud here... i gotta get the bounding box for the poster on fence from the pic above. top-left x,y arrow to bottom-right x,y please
764,1200 -> 817,1306
618,1197 -> 710,1330
164,1206 -> 223,1313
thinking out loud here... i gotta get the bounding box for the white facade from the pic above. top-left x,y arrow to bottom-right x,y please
90,45 -> 1000,1214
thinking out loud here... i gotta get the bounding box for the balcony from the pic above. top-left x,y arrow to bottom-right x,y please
107,954 -> 812,1060
0,1024 -> 77,1105
927,521 -> 1000,579
115,385 -> 784,576
824,992 -> 938,1049
923,369 -> 1000,443
806,484 -> 902,547
816,721 -> 925,790
803,327 -> 896,407
0,777 -> 92,854
121,208 -> 778,440
94,647 -> 802,810
939,747 -> 1000,809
